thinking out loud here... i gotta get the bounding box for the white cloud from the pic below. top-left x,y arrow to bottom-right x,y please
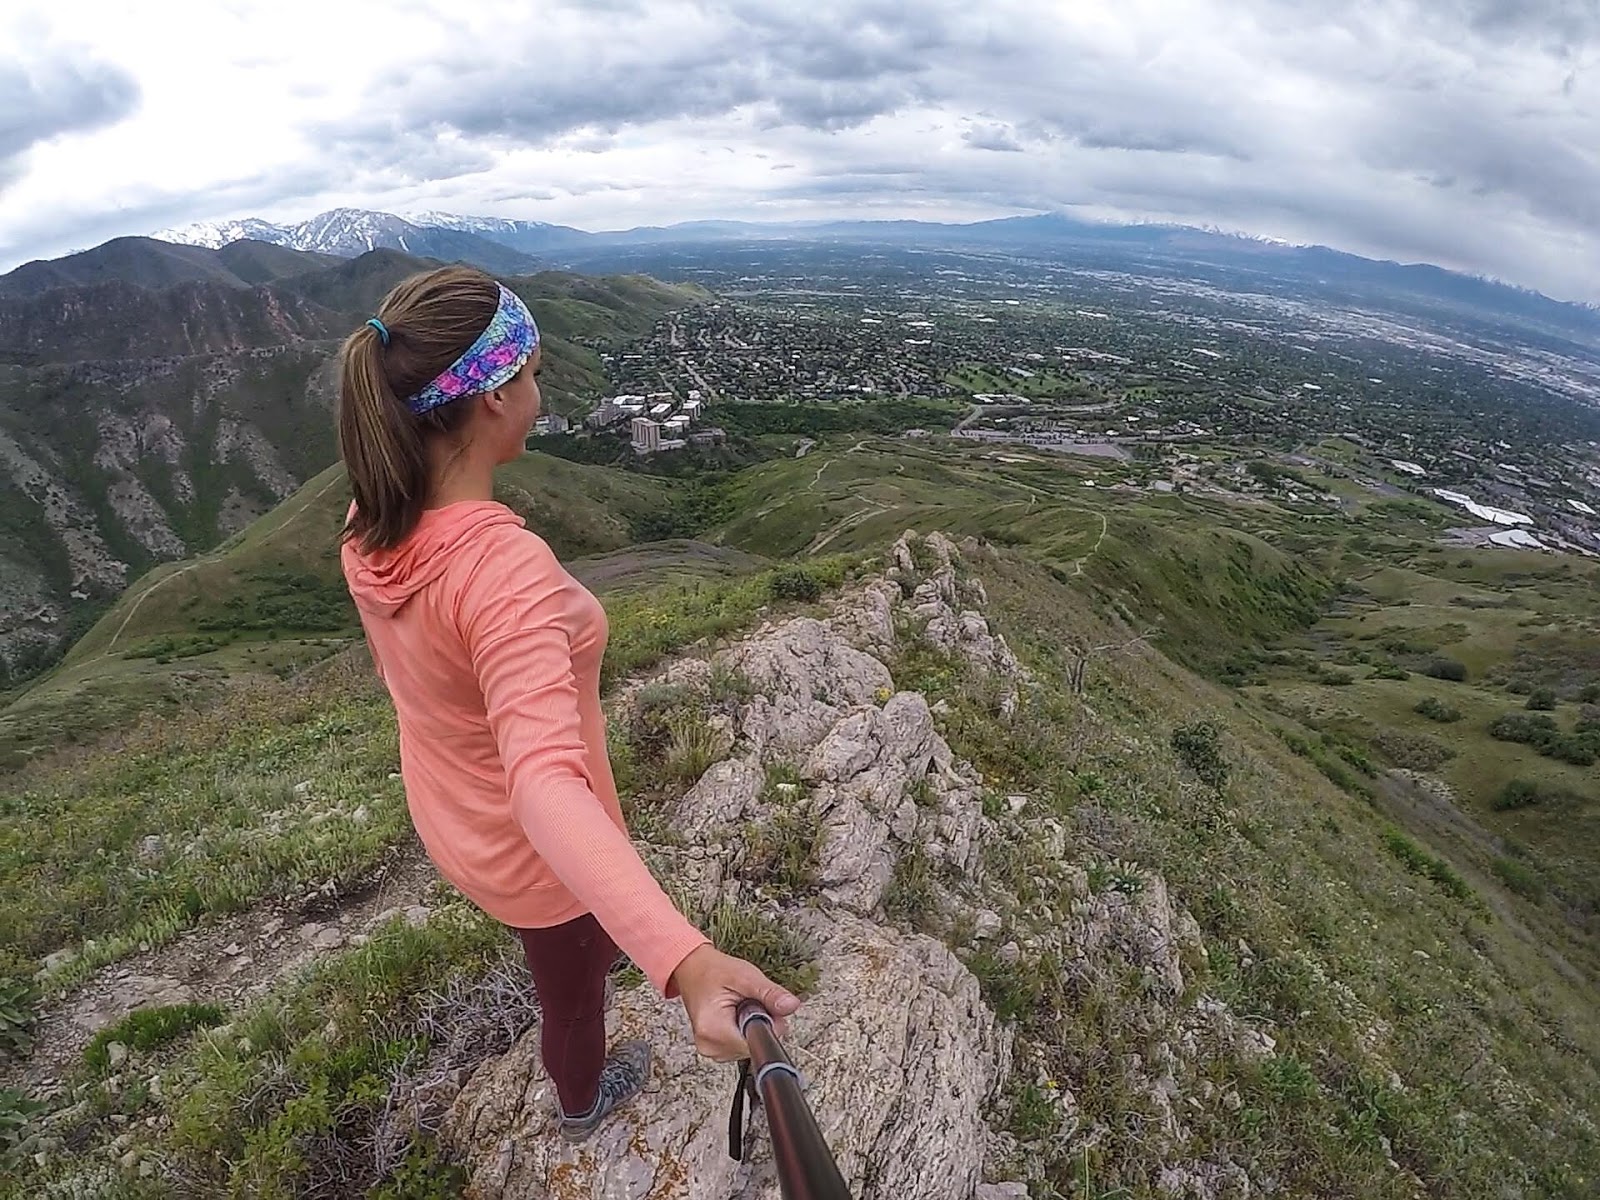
0,0 -> 1597,300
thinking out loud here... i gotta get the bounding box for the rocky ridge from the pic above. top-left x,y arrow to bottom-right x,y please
426,532 -> 1267,1198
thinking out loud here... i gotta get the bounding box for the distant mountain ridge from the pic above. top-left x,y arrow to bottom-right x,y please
146,207 -> 1600,345
152,208 -> 553,273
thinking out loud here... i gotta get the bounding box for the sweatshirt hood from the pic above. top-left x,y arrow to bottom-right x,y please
342,501 -> 525,618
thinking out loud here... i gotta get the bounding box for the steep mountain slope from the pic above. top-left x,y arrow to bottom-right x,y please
0,252 -> 703,680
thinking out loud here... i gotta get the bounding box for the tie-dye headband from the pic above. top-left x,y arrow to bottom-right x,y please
405,283 -> 540,415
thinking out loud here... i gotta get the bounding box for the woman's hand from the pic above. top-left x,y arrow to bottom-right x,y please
670,943 -> 801,1061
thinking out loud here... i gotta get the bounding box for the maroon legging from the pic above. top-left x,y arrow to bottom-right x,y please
514,914 -> 620,1117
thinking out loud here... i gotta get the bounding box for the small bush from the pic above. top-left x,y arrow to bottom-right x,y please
1546,736 -> 1596,766
1423,658 -> 1468,682
0,978 -> 36,1056
966,947 -> 1051,1022
1579,683 -> 1600,704
1413,696 -> 1462,723
1372,729 -> 1454,772
1171,721 -> 1229,790
1494,779 -> 1545,810
1370,662 -> 1409,681
706,902 -> 817,995
0,1088 -> 45,1153
883,845 -> 939,931
1525,688 -> 1558,711
1318,668 -> 1355,686
664,712 -> 726,785
1488,712 -> 1558,745
743,805 -> 824,897
1381,829 -> 1475,902
1491,857 -> 1544,899
766,564 -> 824,603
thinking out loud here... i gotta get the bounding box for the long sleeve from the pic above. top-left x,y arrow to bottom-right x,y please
458,531 -> 708,994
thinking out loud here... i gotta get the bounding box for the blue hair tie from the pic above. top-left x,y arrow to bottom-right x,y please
366,317 -> 390,346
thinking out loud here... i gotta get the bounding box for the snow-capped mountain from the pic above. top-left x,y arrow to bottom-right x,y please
405,211 -> 593,253
152,217 -> 295,250
155,208 -> 538,274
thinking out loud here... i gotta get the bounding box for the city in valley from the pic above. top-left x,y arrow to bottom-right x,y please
541,241 -> 1600,560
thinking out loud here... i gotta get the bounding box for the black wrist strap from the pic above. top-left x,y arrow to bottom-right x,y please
728,1057 -> 752,1161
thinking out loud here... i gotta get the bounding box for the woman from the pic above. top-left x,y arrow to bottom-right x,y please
336,266 -> 798,1143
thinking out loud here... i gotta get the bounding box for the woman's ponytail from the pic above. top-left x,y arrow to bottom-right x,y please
336,267 -> 499,552
338,324 -> 430,553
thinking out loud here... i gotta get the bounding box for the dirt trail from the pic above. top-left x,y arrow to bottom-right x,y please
7,845 -> 440,1096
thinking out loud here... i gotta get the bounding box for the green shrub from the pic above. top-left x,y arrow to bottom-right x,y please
1171,721 -> 1229,790
1491,857 -> 1544,900
743,804 -> 824,897
0,978 -> 36,1055
1372,729 -> 1454,772
1488,712 -> 1600,765
0,1088 -> 45,1154
1413,696 -> 1462,723
766,564 -> 823,603
1423,658 -> 1468,682
1494,779 -> 1545,811
1488,712 -> 1558,745
1526,688 -> 1558,711
706,902 -> 818,996
1381,829 -> 1475,902
1370,662 -> 1409,681
883,845 -> 939,931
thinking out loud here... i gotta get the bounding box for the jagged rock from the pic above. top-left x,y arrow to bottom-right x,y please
832,579 -> 899,652
975,1184 -> 1029,1200
136,835 -> 165,863
721,618 -> 893,755
444,914 -> 1011,1199
812,786 -> 895,913
104,1041 -> 128,1069
675,758 -> 766,840
40,948 -> 77,975
973,910 -> 1003,941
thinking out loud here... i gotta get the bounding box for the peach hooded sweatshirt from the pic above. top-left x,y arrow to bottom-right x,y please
341,500 -> 708,993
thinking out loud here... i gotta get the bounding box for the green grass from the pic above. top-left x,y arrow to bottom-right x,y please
704,901 -> 819,996
83,1002 -> 227,1072
0,553 -> 862,989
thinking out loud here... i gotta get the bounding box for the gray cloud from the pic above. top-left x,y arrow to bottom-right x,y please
0,54 -> 140,189
6,0 -> 1600,301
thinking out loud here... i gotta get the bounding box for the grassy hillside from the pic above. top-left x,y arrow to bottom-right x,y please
0,453 -> 682,770
713,436 -> 1331,670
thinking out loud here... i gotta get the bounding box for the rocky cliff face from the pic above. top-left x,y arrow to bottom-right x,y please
0,347 -> 335,675
420,533 -> 1261,1199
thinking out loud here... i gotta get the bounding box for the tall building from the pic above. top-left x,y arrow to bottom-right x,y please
631,417 -> 661,453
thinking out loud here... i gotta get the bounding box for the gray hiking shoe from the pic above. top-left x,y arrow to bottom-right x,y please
559,1039 -> 652,1143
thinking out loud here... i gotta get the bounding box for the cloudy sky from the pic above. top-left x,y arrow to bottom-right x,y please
2,0 -> 1597,299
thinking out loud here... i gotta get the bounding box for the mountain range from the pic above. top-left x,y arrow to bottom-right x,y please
0,239 -> 701,681
143,207 -> 1600,346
